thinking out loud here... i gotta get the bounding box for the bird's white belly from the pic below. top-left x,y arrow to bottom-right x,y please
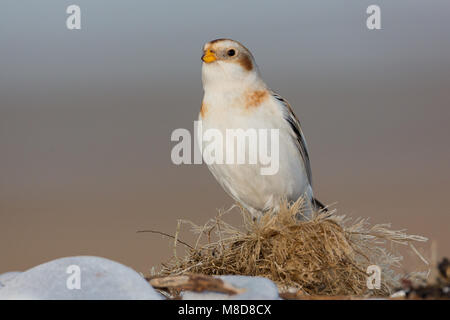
199,105 -> 311,213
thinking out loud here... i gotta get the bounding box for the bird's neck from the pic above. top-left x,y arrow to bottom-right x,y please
203,74 -> 267,102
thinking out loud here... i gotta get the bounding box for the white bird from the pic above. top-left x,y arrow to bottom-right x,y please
198,39 -> 325,217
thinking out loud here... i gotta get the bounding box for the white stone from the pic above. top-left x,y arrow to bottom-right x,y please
0,272 -> 22,288
0,256 -> 163,300
182,275 -> 279,300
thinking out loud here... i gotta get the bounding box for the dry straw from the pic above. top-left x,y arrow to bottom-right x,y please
158,197 -> 428,297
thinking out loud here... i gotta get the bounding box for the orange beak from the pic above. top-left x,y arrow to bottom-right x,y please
202,49 -> 217,63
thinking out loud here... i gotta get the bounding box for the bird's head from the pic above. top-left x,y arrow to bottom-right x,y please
201,39 -> 262,90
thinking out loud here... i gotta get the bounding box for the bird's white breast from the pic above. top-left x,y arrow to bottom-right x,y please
199,92 -> 312,215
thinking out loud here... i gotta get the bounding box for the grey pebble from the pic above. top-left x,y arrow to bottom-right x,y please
181,275 -> 280,300
0,256 -> 163,300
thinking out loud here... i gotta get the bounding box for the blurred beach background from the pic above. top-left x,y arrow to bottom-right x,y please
1,0 -> 449,273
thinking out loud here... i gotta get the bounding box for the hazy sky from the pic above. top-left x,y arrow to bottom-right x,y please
1,0 -> 449,273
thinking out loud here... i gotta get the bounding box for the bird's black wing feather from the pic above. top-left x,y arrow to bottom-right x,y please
270,91 -> 313,187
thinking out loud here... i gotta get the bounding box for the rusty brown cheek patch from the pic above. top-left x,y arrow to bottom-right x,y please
200,102 -> 208,118
245,90 -> 268,109
238,55 -> 253,71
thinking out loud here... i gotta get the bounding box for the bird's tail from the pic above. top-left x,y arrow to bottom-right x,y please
312,197 -> 328,212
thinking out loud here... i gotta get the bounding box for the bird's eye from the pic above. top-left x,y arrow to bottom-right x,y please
227,49 -> 236,57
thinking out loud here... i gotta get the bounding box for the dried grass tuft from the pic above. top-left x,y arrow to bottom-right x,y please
157,197 -> 428,297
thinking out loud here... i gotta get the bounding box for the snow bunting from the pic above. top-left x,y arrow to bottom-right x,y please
198,39 -> 325,217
